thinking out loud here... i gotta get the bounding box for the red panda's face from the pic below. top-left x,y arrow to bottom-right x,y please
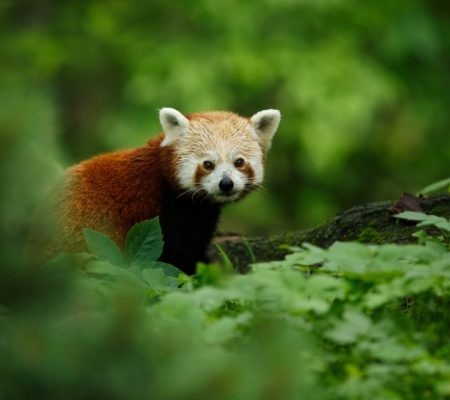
160,108 -> 280,203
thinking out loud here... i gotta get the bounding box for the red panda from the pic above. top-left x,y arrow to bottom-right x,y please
48,108 -> 281,274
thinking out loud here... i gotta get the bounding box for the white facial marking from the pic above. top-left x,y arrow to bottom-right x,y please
177,155 -> 198,189
202,161 -> 247,201
161,109 -> 279,203
250,154 -> 264,184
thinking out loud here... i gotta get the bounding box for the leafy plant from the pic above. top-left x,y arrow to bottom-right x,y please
395,211 -> 450,234
418,177 -> 450,196
2,212 -> 450,399
82,217 -> 183,299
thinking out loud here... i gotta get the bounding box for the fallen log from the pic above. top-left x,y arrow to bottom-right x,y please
209,193 -> 450,273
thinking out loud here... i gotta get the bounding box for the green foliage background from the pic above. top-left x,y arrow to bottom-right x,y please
1,3 -> 450,398
1,0 -> 449,241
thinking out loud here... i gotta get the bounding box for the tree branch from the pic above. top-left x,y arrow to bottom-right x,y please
210,194 -> 450,273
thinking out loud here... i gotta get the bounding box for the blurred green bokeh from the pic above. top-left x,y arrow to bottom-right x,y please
1,3 -> 450,399
1,0 -> 449,242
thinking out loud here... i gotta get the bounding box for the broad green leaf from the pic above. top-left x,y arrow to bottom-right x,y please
84,260 -> 122,276
250,261 -> 288,271
151,261 -> 183,278
305,274 -> 348,301
137,260 -> 183,278
326,310 -> 372,344
290,297 -> 330,314
396,212 -> 450,232
83,228 -> 124,266
367,339 -> 425,362
286,243 -> 326,266
142,267 -> 167,286
124,217 -> 163,264
203,317 -> 240,344
324,242 -> 374,273
395,211 -> 429,222
84,260 -> 148,288
192,287 -> 232,311
142,268 -> 178,293
418,177 -> 450,195
155,292 -> 206,322
417,216 -> 450,232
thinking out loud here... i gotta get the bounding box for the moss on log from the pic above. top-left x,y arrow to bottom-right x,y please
210,194 -> 450,273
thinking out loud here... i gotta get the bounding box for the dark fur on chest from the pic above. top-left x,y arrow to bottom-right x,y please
159,184 -> 222,274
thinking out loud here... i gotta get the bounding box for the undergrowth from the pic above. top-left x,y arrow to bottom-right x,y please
1,212 -> 450,399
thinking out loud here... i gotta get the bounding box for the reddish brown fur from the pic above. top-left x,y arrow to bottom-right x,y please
240,163 -> 255,181
193,165 -> 209,186
48,134 -> 177,254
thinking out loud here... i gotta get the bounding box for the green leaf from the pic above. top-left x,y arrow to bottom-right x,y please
305,274 -> 348,300
417,216 -> 450,232
418,177 -> 450,195
203,317 -> 239,344
214,243 -> 234,271
83,260 -> 148,289
150,261 -> 183,278
142,268 -> 178,295
142,268 -> 167,286
290,297 -> 330,314
138,260 -> 183,278
324,242 -> 374,273
395,211 -> 429,222
83,228 -> 124,266
396,212 -> 450,232
368,339 -> 425,362
286,243 -> 326,266
84,260 -> 122,276
124,217 -> 164,264
326,310 -> 372,344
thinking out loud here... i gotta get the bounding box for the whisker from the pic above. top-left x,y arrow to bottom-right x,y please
191,186 -> 205,202
176,184 -> 203,200
176,188 -> 195,200
242,180 -> 272,198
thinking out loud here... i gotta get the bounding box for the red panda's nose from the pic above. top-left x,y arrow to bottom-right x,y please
219,177 -> 234,194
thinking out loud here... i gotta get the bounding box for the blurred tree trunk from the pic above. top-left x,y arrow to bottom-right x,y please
210,194 -> 450,273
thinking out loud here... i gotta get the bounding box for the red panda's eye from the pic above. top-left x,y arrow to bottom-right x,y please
203,160 -> 215,170
234,158 -> 245,168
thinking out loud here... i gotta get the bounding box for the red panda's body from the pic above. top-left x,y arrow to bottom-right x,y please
57,135 -> 168,251
48,108 -> 281,274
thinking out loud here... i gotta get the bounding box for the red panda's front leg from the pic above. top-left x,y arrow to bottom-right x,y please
158,183 -> 222,274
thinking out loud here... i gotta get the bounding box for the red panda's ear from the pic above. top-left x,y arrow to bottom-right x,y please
159,108 -> 190,147
251,109 -> 281,152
